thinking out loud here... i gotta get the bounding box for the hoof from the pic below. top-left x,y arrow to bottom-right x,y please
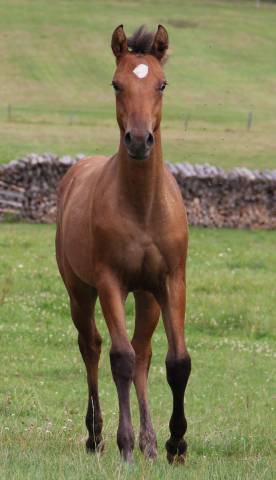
120,448 -> 133,463
140,443 -> 158,460
166,450 -> 186,464
165,438 -> 187,465
139,431 -> 158,460
86,436 -> 104,453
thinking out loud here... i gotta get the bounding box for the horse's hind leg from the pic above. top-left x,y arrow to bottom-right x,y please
69,284 -> 103,452
132,291 -> 160,459
159,273 -> 191,464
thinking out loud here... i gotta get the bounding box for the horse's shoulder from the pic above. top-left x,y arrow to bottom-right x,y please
68,155 -> 109,178
58,155 -> 110,196
164,166 -> 184,202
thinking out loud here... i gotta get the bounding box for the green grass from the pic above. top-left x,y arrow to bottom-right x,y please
0,224 -> 275,479
0,0 -> 276,169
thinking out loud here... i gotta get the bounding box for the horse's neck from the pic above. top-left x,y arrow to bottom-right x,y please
117,129 -> 165,221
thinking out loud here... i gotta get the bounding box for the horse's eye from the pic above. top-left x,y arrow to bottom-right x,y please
112,81 -> 120,92
159,81 -> 168,92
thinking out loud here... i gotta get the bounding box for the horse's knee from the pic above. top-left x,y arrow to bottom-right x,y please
94,329 -> 102,349
166,353 -> 191,391
110,348 -> 135,459
92,330 -> 102,358
110,348 -> 136,383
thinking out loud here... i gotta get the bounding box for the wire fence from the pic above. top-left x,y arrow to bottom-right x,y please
1,104 -> 114,126
1,104 -> 255,130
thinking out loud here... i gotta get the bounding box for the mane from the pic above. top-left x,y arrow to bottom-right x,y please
127,25 -> 154,54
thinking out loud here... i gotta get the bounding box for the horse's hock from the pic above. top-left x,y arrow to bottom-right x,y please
0,153 -> 275,229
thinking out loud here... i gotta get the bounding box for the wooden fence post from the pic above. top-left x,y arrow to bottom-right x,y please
7,104 -> 12,121
247,112 -> 253,131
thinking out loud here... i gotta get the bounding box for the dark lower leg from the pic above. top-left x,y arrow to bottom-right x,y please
70,288 -> 103,453
158,274 -> 191,463
85,389 -> 103,451
165,353 -> 191,463
110,348 -> 136,462
133,350 -> 157,458
78,331 -> 103,451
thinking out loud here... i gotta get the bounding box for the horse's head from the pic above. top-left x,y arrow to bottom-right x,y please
111,25 -> 169,160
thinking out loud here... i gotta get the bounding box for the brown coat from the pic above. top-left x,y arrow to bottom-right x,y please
56,25 -> 191,463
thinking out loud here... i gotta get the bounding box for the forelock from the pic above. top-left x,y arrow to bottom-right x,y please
127,25 -> 154,54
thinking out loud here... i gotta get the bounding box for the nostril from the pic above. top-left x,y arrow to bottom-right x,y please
146,132 -> 154,147
124,131 -> 132,147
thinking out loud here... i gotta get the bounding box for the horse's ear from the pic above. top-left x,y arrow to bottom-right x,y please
151,25 -> 169,63
111,25 -> 128,63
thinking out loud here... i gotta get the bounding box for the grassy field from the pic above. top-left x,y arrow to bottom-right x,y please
0,224 -> 275,479
1,1 -> 276,478
0,0 -> 276,169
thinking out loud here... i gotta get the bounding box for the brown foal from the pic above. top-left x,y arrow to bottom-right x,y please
56,25 -> 191,463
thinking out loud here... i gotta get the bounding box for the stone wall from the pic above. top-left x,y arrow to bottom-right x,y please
0,153 -> 275,228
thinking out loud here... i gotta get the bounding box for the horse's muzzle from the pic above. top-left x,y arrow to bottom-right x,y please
124,130 -> 154,160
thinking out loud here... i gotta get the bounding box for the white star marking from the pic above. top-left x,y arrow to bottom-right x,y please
133,64 -> 149,79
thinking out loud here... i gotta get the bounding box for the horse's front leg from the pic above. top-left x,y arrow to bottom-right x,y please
158,272 -> 191,464
132,291 -> 160,459
98,274 -> 135,462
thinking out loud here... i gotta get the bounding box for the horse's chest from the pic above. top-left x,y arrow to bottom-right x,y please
128,240 -> 164,273
113,234 -> 169,289
93,209 -> 184,289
